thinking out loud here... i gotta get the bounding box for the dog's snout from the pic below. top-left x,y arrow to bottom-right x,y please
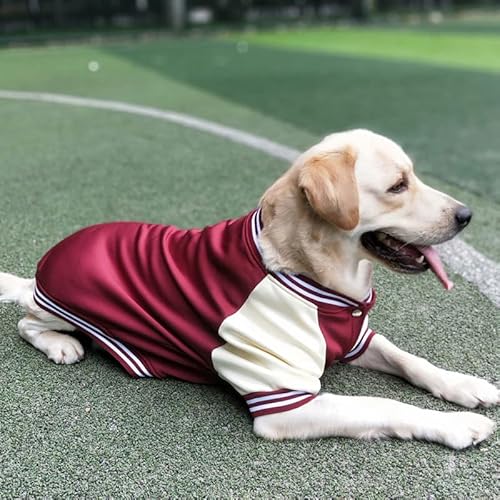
455,206 -> 472,229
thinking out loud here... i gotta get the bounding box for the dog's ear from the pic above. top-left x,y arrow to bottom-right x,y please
298,149 -> 359,230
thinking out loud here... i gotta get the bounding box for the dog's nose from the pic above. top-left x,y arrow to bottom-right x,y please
455,206 -> 473,228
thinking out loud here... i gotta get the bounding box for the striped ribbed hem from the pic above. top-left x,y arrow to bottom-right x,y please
341,327 -> 376,363
244,389 -> 316,418
34,284 -> 153,378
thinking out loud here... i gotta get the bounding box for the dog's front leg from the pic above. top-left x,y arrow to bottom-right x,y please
350,335 -> 499,408
253,393 -> 495,449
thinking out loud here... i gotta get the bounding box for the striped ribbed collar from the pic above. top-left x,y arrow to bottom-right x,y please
250,208 -> 373,308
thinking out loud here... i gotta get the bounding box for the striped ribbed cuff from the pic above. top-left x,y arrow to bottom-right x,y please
341,329 -> 376,363
244,389 -> 316,418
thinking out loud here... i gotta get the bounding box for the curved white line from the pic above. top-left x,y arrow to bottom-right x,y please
0,90 -> 498,307
0,90 -> 299,163
437,239 -> 500,308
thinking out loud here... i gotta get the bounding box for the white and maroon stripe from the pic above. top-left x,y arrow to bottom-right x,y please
244,389 -> 316,417
342,316 -> 375,362
273,272 -> 358,307
34,285 -> 153,378
252,208 -> 363,308
284,274 -> 359,305
251,208 -> 264,255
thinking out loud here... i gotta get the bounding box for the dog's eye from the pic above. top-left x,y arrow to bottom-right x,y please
388,180 -> 407,194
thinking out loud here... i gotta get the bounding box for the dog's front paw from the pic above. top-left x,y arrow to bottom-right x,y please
433,372 -> 499,408
435,412 -> 496,450
44,333 -> 85,365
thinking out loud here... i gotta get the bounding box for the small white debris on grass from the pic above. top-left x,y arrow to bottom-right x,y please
236,41 -> 249,54
446,455 -> 457,474
88,61 -> 100,72
429,11 -> 444,24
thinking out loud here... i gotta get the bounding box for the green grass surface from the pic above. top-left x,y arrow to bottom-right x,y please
400,10 -> 500,34
107,38 -> 500,207
0,29 -> 499,497
235,27 -> 500,73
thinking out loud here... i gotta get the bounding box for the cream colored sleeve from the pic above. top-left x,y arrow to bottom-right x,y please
211,275 -> 326,397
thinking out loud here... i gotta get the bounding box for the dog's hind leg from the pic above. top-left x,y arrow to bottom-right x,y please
17,315 -> 84,365
0,272 -> 35,306
0,272 -> 84,365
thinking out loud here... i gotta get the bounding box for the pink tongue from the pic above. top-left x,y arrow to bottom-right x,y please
416,245 -> 454,290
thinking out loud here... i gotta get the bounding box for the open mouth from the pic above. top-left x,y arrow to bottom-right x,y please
361,231 -> 453,290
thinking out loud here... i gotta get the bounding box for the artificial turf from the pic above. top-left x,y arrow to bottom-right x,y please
1,39 -> 499,259
107,36 -> 500,205
104,36 -> 500,258
0,29 -> 499,498
232,27 -> 500,73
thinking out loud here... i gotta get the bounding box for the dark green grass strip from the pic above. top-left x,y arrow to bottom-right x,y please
230,27 -> 500,73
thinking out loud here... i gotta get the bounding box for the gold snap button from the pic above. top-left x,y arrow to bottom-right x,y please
351,309 -> 362,317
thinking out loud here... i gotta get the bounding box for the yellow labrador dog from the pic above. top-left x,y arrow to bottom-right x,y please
1,129 -> 497,449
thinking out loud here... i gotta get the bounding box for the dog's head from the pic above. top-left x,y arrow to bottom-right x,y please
261,129 -> 470,294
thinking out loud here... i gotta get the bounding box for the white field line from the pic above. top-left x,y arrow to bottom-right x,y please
436,239 -> 500,308
1,90 -> 498,307
0,90 -> 299,163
